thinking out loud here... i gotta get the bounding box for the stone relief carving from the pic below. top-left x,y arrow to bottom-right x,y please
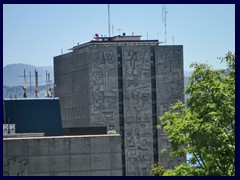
8,158 -> 28,176
123,48 -> 153,176
90,49 -> 119,132
155,47 -> 185,168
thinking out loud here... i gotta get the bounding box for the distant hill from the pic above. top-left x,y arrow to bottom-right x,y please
3,63 -> 53,87
3,63 -> 54,98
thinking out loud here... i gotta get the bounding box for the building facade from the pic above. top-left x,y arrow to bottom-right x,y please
54,37 -> 184,175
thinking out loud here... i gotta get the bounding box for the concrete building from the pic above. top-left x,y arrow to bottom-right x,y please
54,34 -> 184,175
3,134 -> 122,176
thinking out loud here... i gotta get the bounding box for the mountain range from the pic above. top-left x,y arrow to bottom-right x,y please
3,64 -> 53,98
3,63 -> 53,87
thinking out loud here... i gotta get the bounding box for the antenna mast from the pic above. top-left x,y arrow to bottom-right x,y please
112,25 -> 114,36
162,4 -> 168,44
23,69 -> 27,98
108,4 -> 111,37
35,69 -> 38,97
29,71 -> 31,96
19,69 -> 33,98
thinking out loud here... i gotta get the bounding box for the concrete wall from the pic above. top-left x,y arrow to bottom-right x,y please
54,48 -> 91,128
3,134 -> 122,176
155,46 -> 185,168
89,47 -> 119,132
122,46 -> 153,175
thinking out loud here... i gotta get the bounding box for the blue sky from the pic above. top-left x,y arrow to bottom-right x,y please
3,4 -> 235,71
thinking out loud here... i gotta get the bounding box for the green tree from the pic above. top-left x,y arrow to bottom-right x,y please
155,52 -> 235,176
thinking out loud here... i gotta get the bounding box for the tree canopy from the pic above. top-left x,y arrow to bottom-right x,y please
152,52 -> 235,176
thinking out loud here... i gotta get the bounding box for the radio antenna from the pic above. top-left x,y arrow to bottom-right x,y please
108,4 -> 111,37
162,4 -> 168,44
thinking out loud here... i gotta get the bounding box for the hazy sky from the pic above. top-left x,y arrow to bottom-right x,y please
3,4 -> 235,71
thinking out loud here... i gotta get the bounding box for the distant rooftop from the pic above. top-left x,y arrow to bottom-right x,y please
69,33 -> 163,51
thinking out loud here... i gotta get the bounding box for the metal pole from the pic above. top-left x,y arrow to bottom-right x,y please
108,4 -> 111,37
35,69 -> 38,97
30,71 -> 31,96
23,69 -> 27,98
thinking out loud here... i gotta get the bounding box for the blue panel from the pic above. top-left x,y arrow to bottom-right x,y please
4,98 -> 63,136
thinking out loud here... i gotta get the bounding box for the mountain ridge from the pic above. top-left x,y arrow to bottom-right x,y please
3,63 -> 54,87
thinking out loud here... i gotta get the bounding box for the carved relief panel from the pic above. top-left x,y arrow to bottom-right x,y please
89,47 -> 119,132
122,47 -> 154,176
155,46 -> 185,168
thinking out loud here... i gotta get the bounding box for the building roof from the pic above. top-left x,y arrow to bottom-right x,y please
69,34 -> 163,51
